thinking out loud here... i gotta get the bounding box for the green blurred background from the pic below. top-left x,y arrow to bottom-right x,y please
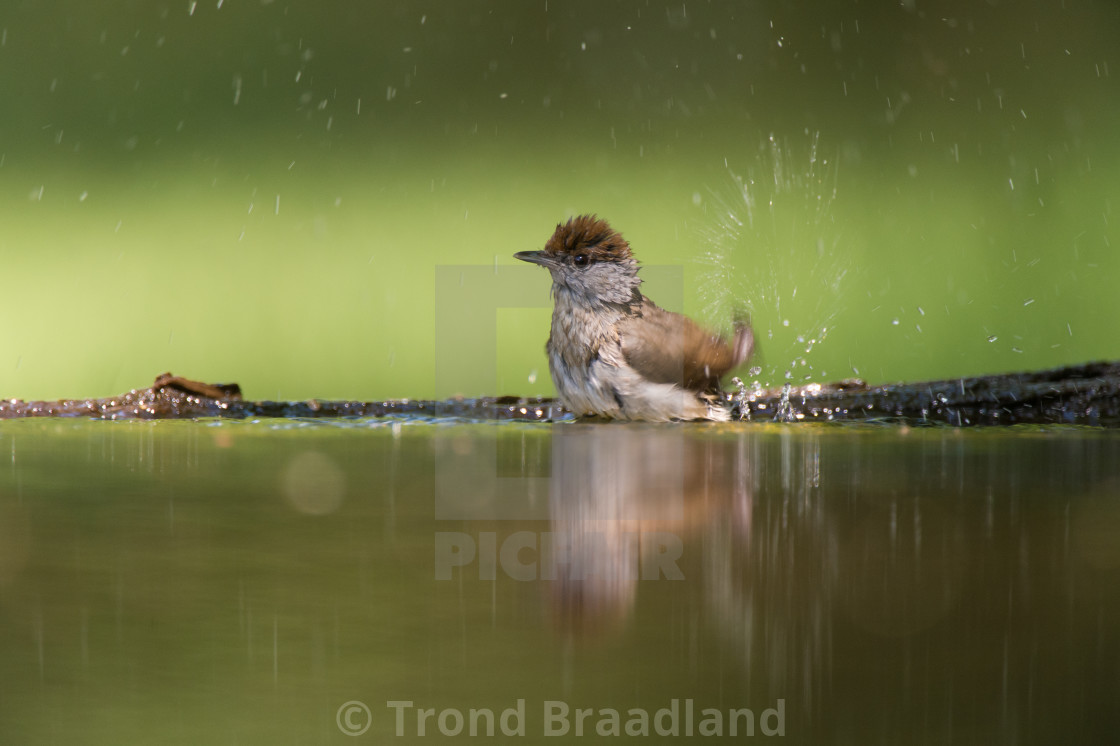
1,0 -> 1117,401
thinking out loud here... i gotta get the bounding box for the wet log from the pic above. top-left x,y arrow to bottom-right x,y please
735,361 -> 1120,427
2,362 -> 1119,427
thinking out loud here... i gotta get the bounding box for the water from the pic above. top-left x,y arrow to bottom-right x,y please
697,134 -> 850,388
1,419 -> 1117,743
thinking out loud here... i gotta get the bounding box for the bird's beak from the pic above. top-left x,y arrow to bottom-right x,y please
514,250 -> 559,268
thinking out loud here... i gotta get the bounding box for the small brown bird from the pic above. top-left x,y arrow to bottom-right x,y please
515,215 -> 753,421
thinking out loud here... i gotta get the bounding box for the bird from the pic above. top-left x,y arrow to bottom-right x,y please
515,215 -> 753,421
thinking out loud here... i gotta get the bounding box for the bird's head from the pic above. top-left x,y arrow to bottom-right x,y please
515,215 -> 641,306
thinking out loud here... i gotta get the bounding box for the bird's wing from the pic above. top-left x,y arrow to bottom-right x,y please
619,297 -> 753,391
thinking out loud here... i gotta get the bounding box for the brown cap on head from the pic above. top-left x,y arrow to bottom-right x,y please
544,215 -> 632,261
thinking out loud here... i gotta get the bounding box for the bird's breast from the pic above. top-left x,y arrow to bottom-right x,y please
545,289 -> 633,413
548,292 -> 626,369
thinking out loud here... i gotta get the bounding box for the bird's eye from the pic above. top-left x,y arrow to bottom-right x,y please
573,253 -> 590,267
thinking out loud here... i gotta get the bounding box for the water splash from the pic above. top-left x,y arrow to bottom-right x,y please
697,133 -> 852,394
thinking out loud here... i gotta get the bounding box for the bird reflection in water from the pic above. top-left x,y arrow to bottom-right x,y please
545,425 -> 754,638
543,425 -> 841,715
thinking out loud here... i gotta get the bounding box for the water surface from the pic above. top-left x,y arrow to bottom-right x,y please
1,420 -> 1117,743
